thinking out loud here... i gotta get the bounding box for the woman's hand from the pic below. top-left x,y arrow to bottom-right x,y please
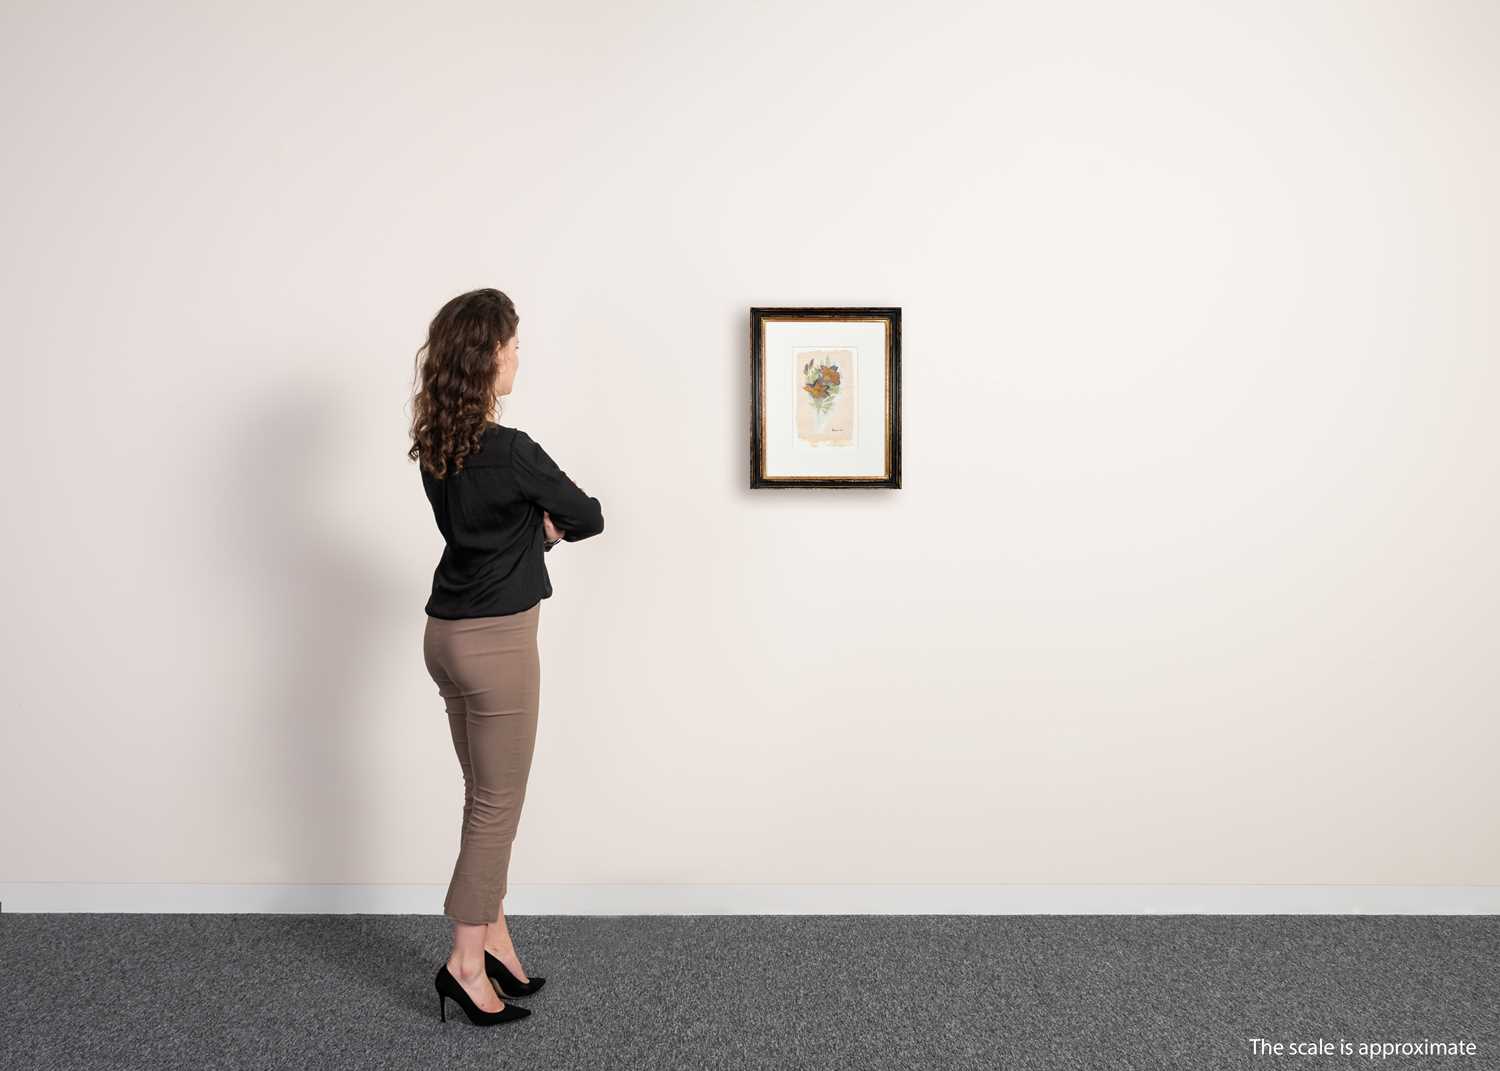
542,511 -> 564,543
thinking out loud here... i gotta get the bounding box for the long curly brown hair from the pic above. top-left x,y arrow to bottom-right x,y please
408,288 -> 519,479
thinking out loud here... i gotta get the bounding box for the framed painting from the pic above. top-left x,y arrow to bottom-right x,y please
749,306 -> 902,489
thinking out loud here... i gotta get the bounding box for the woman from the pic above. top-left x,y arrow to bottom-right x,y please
408,287 -> 605,1027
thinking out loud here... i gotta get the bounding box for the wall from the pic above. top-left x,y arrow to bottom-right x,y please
3,0 -> 1497,912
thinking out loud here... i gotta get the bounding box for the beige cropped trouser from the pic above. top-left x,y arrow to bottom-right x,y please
422,601 -> 542,925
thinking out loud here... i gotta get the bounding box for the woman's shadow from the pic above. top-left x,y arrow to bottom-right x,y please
215,385 -> 442,1012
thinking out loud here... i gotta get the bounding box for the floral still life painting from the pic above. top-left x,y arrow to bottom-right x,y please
750,306 -> 900,489
795,347 -> 856,446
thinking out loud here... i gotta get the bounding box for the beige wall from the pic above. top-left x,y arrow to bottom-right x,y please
3,0 -> 1498,910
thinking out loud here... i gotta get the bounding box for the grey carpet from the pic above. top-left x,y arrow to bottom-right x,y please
1,914 -> 1495,1070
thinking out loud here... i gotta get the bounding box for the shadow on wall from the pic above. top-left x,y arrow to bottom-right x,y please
208,384 -> 390,907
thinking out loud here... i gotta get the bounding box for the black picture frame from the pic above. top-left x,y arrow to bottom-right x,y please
749,306 -> 902,489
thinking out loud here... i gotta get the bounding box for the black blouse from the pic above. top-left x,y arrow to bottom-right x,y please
421,421 -> 604,619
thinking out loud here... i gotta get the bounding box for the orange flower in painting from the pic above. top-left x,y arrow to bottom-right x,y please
801,355 -> 842,416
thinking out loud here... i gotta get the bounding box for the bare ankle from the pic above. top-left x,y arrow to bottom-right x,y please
447,953 -> 484,981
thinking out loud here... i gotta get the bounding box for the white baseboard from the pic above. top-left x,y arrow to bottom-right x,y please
2,882 -> 1498,914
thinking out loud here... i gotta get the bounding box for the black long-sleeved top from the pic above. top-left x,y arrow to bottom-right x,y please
422,421 -> 604,619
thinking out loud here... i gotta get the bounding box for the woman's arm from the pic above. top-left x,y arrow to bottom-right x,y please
542,512 -> 564,551
511,429 -> 604,543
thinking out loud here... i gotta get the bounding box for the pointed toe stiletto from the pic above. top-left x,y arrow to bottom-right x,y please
434,964 -> 532,1026
484,949 -> 547,997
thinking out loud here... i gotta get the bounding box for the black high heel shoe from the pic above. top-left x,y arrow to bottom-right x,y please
434,964 -> 532,1026
484,949 -> 547,997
